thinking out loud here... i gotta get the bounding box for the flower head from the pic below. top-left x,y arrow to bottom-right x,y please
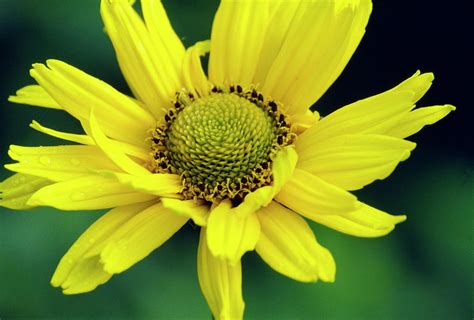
0,0 -> 454,318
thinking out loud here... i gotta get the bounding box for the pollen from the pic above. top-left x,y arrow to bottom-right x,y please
150,86 -> 295,203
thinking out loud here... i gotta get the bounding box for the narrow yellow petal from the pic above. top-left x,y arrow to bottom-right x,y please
60,257 -> 112,295
0,173 -> 52,209
101,0 -> 183,118
256,201 -> 335,283
89,110 -> 150,176
102,171 -> 182,197
209,0 -> 271,87
6,145 -> 120,182
389,70 -> 434,102
197,228 -> 245,320
275,169 -> 359,217
30,120 -> 94,146
206,200 -> 260,264
232,146 -> 297,219
52,201 -> 153,293
297,134 -> 416,191
386,105 -> 456,138
261,0 -> 372,115
30,60 -> 155,148
298,72 -> 434,145
182,40 -> 211,97
27,175 -> 156,210
8,85 -> 61,109
141,0 -> 185,72
289,110 -> 320,135
100,202 -> 188,274
310,202 -> 407,237
161,198 -> 209,226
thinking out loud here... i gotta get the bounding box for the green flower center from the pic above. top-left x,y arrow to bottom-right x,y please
166,93 -> 275,185
150,86 -> 295,204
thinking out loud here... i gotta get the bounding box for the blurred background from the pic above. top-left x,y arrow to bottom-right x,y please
0,0 -> 471,319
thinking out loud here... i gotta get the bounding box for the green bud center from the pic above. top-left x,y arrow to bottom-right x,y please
166,93 -> 275,186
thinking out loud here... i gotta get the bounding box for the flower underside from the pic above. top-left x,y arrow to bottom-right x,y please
150,85 -> 295,204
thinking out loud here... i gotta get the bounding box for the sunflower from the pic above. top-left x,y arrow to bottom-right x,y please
0,0 -> 454,319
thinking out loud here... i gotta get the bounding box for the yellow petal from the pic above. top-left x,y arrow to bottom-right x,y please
209,0 -> 271,87
275,169 -> 359,217
389,70 -> 434,102
52,201 -> 153,294
161,198 -> 209,226
206,200 -> 260,264
260,0 -> 372,115
141,0 -> 185,71
30,60 -> 155,148
102,171 -> 182,197
30,120 -> 94,146
60,257 -> 112,295
256,201 -> 335,282
8,85 -> 61,109
6,145 -> 120,182
386,105 -> 456,139
99,202 -> 188,274
298,72 -> 434,145
289,110 -> 320,135
310,202 -> 406,237
183,40 -> 211,97
101,0 -> 183,118
89,110 -> 150,176
197,228 -> 245,320
27,175 -> 156,210
0,173 -> 52,209
232,145 -> 297,218
30,120 -> 150,162
297,134 -> 416,191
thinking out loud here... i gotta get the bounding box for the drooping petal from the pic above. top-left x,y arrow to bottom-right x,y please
275,169 -> 359,217
232,146 -> 297,218
182,40 -> 211,97
386,105 -> 456,139
5,145 -> 120,182
101,0 -> 184,117
27,175 -> 156,210
101,171 -> 182,197
161,198 -> 209,226
297,72 -> 433,145
89,110 -> 150,176
206,200 -> 260,264
309,202 -> 407,237
30,60 -> 155,148
256,201 -> 335,283
260,0 -> 372,115
8,85 -> 61,109
208,0 -> 272,87
51,201 -> 156,294
197,228 -> 245,320
30,120 -> 94,146
0,173 -> 52,209
297,134 -> 416,190
98,202 -> 188,274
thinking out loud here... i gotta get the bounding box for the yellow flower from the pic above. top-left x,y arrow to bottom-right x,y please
0,0 -> 454,319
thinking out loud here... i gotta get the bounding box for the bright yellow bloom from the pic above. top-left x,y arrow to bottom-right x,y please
1,0 -> 454,319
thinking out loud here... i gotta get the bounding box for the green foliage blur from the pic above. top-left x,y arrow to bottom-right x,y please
0,0 -> 471,319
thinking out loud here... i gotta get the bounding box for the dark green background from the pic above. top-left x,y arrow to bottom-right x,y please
0,1 -> 471,319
